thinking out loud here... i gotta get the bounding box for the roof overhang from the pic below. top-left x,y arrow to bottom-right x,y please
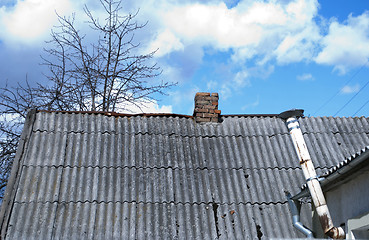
292,146 -> 369,200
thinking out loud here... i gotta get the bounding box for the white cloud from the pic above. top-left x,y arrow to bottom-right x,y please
273,23 -> 321,64
147,0 -> 320,66
0,0 -> 72,44
234,70 -> 251,88
144,0 -> 369,79
341,84 -> 360,94
297,73 -> 314,81
220,69 -> 251,99
162,1 -> 281,48
247,64 -> 275,80
315,12 -> 369,74
219,84 -> 232,100
120,99 -> 172,114
0,113 -> 21,123
147,29 -> 184,57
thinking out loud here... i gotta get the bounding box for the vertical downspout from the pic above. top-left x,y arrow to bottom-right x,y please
285,191 -> 314,238
279,109 -> 345,239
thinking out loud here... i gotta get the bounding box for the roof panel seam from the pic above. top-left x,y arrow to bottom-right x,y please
13,200 -> 291,206
30,129 -> 297,138
19,165 -> 309,171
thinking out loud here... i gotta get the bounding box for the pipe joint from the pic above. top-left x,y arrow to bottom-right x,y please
326,226 -> 345,239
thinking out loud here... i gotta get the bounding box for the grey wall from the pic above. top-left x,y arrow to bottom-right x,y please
326,172 -> 369,226
313,171 -> 369,238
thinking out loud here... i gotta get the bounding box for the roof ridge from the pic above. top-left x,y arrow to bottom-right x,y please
37,110 -> 193,118
36,110 -> 369,119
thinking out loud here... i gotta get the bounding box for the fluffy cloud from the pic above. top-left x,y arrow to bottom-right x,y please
273,23 -> 321,64
341,84 -> 360,94
119,99 -> 173,114
142,0 -> 323,107
233,70 -> 251,88
148,0 -> 320,65
0,0 -> 72,44
315,12 -> 369,74
149,30 -> 184,57
163,2 -> 264,48
146,0 -> 369,75
144,0 -> 369,81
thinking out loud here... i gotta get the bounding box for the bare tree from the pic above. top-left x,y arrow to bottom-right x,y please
41,0 -> 173,112
0,0 -> 175,201
0,81 -> 39,200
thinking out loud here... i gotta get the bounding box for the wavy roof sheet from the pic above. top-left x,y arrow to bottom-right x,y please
1,110 -> 369,239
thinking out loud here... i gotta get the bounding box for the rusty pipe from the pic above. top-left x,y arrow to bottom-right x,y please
279,109 -> 345,239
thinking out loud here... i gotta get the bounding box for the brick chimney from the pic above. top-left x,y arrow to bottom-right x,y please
193,92 -> 221,123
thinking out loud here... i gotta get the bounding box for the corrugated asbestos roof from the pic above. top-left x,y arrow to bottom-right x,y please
1,110 -> 369,239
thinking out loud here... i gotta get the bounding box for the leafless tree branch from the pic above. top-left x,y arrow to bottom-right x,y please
0,0 -> 176,201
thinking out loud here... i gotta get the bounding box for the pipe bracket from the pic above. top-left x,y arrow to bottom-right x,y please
306,175 -> 325,182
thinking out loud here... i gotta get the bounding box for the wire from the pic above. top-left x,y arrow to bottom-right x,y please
334,78 -> 369,116
312,60 -> 368,116
352,98 -> 369,116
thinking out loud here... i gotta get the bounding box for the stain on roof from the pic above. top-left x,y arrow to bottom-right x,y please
1,110 -> 369,239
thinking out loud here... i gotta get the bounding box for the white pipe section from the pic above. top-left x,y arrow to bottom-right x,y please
282,111 -> 345,239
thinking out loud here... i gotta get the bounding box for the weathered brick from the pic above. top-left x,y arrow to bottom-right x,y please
204,96 -> 218,101
194,108 -> 209,113
195,104 -> 212,109
195,100 -> 211,105
204,113 -> 217,118
214,109 -> 221,114
195,92 -> 210,99
204,105 -> 216,109
196,117 -> 211,122
195,96 -> 205,101
196,92 -> 211,97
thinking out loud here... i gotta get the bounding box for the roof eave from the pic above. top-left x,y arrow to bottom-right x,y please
292,147 -> 369,200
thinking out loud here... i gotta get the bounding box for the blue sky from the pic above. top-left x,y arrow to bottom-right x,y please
0,0 -> 369,116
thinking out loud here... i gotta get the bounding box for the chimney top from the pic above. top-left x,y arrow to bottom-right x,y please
193,92 -> 221,123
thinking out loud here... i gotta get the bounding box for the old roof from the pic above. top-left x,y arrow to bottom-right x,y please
1,110 -> 369,239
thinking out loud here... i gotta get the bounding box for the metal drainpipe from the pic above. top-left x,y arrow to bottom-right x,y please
285,191 -> 314,238
279,109 -> 345,239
